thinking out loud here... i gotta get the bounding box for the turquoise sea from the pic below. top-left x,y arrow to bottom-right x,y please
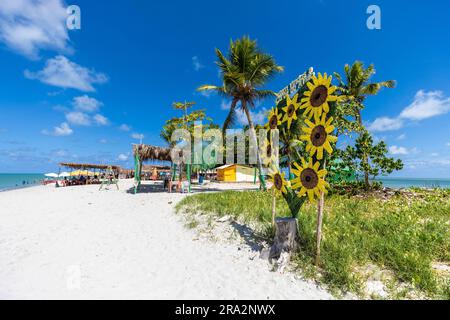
0,173 -> 449,191
0,173 -> 45,191
376,177 -> 450,189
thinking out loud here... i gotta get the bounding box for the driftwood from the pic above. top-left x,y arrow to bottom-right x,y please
261,217 -> 298,272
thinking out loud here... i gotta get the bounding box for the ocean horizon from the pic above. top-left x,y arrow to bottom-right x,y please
0,173 -> 45,192
1,173 -> 449,192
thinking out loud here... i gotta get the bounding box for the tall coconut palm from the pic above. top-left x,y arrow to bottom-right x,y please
197,36 -> 283,189
334,61 -> 396,187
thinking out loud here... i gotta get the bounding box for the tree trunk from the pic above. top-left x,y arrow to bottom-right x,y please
357,109 -> 370,189
242,100 -> 266,190
262,217 -> 298,273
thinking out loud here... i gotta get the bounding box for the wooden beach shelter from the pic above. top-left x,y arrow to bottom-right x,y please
132,144 -> 173,193
59,162 -> 121,189
216,164 -> 259,183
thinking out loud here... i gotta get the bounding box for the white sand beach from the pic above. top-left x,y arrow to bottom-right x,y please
0,180 -> 332,300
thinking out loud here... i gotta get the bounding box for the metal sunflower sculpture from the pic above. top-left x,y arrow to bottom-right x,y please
260,137 -> 278,167
291,158 -> 328,202
300,113 -> 337,160
261,70 -> 341,215
268,168 -> 289,195
281,93 -> 300,129
300,73 -> 338,120
265,107 -> 283,130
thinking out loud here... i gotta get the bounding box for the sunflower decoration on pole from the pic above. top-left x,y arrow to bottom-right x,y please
262,70 -> 341,269
267,168 -> 289,227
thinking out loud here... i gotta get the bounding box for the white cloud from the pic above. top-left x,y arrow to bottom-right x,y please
24,55 -> 108,92
73,95 -> 103,113
0,0 -> 69,59
66,111 -> 91,126
199,90 -> 211,98
236,108 -> 269,126
399,90 -> 450,121
396,133 -> 406,140
93,114 -> 109,126
368,117 -> 403,132
369,90 -> 450,132
192,56 -> 204,71
42,122 -> 73,136
53,149 -> 68,157
131,133 -> 144,140
389,145 -> 409,155
117,153 -> 129,161
221,100 -> 231,110
431,153 -> 439,157
99,139 -> 107,144
119,124 -> 131,131
447,142 -> 450,147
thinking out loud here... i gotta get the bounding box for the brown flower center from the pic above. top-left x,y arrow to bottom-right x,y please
273,173 -> 283,190
310,85 -> 328,107
269,115 -> 278,129
287,104 -> 296,117
266,144 -> 272,158
310,125 -> 327,147
300,168 -> 318,189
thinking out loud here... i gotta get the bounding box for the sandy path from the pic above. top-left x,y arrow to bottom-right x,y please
0,180 -> 331,299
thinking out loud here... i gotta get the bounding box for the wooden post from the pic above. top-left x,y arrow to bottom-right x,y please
261,217 -> 298,273
271,188 -> 276,227
315,158 -> 326,266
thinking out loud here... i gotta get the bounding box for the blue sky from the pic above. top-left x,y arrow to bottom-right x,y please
0,0 -> 449,177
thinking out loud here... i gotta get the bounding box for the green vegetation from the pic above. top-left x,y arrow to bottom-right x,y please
176,189 -> 450,299
334,61 -> 398,188
336,132 -> 404,184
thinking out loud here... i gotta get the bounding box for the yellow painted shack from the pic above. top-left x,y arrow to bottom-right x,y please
216,164 -> 258,182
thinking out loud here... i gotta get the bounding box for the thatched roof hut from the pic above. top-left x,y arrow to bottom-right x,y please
132,144 -> 172,162
59,162 -> 121,172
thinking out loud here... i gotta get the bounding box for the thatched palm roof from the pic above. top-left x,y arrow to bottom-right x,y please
133,144 -> 172,162
59,162 -> 121,171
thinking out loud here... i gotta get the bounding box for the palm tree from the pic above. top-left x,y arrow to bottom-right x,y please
197,36 -> 283,189
334,61 -> 396,187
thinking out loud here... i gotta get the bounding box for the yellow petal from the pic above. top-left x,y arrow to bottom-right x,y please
326,116 -> 334,126
325,125 -> 335,133
328,135 -> 338,143
307,190 -> 315,202
313,161 -> 320,171
301,158 -> 307,167
305,119 -> 315,128
317,147 -> 323,160
324,141 -> 333,154
300,134 -> 310,141
318,169 -> 328,177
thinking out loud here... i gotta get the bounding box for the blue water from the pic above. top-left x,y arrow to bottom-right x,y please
376,177 -> 450,189
0,173 -> 45,191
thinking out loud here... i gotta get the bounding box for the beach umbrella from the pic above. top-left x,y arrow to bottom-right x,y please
58,172 -> 70,177
44,173 -> 58,178
70,170 -> 96,176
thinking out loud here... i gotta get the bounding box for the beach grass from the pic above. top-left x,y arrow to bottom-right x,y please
176,188 -> 450,299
